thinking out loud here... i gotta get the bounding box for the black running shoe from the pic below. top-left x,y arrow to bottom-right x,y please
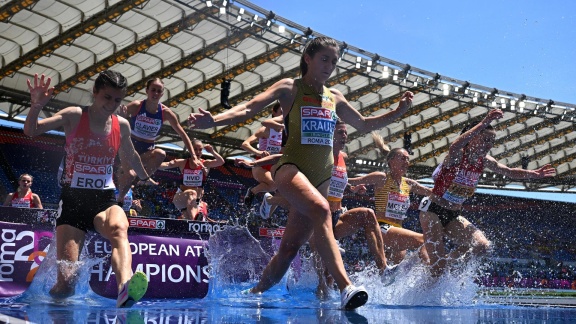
244,187 -> 255,206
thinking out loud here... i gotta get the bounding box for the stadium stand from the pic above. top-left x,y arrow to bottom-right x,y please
1,125 -> 575,288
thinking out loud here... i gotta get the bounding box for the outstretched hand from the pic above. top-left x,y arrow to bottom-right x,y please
235,158 -> 253,168
188,108 -> 215,129
27,73 -> 54,107
398,91 -> 414,110
485,109 -> 504,123
532,164 -> 556,179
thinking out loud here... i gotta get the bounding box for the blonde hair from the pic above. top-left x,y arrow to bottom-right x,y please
371,131 -> 390,159
371,132 -> 406,165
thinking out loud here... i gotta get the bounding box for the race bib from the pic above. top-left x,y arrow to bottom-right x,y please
183,169 -> 203,187
385,192 -> 410,220
300,106 -> 336,146
133,115 -> 162,138
266,129 -> 282,154
418,197 -> 431,212
11,198 -> 31,208
442,182 -> 476,204
328,168 -> 348,200
71,162 -> 115,189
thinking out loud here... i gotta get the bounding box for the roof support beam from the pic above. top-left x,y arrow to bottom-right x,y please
0,0 -> 148,80
53,7 -> 220,94
0,0 -> 39,22
496,124 -> 575,161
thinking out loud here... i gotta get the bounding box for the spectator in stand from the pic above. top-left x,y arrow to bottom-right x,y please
3,173 -> 43,209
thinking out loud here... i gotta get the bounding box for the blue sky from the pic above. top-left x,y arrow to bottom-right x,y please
256,0 -> 576,105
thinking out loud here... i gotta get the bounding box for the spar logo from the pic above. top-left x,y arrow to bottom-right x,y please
129,218 -> 166,230
259,227 -> 285,238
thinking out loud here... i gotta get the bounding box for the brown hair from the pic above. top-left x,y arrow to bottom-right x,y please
272,102 -> 282,114
146,78 -> 164,90
300,37 -> 339,77
94,70 -> 127,92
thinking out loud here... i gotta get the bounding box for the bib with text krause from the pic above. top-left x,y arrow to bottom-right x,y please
300,106 -> 337,146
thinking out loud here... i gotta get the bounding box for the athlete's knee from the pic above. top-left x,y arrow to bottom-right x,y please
309,201 -> 331,224
360,208 -> 377,226
152,148 -> 166,160
472,238 -> 491,256
108,221 -> 129,240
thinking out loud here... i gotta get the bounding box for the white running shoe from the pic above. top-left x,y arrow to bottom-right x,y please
336,240 -> 345,254
259,192 -> 273,219
340,285 -> 368,310
381,264 -> 399,286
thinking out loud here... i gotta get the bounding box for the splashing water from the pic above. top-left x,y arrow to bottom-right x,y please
14,234 -> 109,307
205,225 -> 271,296
348,251 -> 485,307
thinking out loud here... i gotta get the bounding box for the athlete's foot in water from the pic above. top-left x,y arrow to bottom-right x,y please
49,283 -> 76,299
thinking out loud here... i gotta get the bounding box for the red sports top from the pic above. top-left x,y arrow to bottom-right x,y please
62,110 -> 120,190
11,191 -> 35,208
432,154 -> 484,205
181,159 -> 206,188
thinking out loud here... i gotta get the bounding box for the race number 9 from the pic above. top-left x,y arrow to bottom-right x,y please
418,197 -> 431,212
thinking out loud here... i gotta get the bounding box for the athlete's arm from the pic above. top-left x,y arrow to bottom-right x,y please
444,109 -> 503,168
163,106 -> 196,158
188,78 -> 294,128
119,100 -> 141,118
117,117 -> 156,184
348,171 -> 387,186
241,127 -> 268,156
2,193 -> 14,206
405,178 -> 432,197
335,90 -> 412,134
158,158 -> 186,170
32,193 -> 43,209
25,74 -> 84,137
203,144 -> 225,168
484,155 -> 555,179
253,154 -> 282,167
261,116 -> 285,133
